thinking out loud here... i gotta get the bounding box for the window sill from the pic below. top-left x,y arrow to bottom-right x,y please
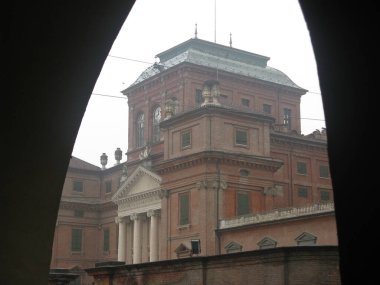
177,224 -> 191,230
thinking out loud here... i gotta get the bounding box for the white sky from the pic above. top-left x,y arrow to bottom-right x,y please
72,0 -> 325,167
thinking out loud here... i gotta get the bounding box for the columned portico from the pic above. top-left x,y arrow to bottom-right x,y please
147,209 -> 160,262
112,165 -> 163,264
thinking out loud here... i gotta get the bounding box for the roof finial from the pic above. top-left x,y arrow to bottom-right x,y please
195,23 -> 198,39
229,32 -> 232,47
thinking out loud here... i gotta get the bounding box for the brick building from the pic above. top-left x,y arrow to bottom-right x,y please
51,37 -> 337,283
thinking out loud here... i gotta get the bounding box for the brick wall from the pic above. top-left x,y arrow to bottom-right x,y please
86,246 -> 340,285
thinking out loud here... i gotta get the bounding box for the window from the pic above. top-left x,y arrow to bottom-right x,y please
152,106 -> 161,143
71,229 -> 82,252
239,169 -> 249,177
283,108 -> 292,129
263,104 -> 272,114
105,181 -> 112,194
195,89 -> 203,106
73,210 -> 84,217
297,162 -> 307,175
236,191 -> 250,216
320,190 -> 330,201
235,128 -> 248,146
136,112 -> 144,147
241,98 -> 249,107
181,130 -> 191,149
73,181 -> 83,192
297,186 -> 308,198
179,192 -> 190,225
320,165 -> 330,178
103,228 -> 110,252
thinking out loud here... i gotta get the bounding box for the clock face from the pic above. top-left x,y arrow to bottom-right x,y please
154,107 -> 161,121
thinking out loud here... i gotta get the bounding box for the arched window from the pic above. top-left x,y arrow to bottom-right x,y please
152,106 -> 161,143
136,112 -> 144,147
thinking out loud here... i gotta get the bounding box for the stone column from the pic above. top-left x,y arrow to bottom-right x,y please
131,213 -> 142,264
147,209 -> 159,262
116,217 -> 126,262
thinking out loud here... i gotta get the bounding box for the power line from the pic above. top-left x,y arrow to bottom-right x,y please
107,55 -> 153,65
92,93 -> 126,99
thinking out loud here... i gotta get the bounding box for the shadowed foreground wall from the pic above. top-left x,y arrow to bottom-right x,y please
86,246 -> 340,285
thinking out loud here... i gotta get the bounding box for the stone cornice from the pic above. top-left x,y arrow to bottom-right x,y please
219,202 -> 335,230
160,104 -> 275,129
156,151 -> 283,175
59,200 -> 117,212
270,131 -> 327,151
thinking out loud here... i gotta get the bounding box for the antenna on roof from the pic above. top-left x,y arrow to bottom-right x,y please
229,32 -> 232,47
195,23 -> 198,39
214,0 -> 217,43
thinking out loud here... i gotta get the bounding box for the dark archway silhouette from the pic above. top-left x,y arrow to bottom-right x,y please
2,1 -> 378,284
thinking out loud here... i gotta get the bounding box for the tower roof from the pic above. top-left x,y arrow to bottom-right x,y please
126,38 -> 306,92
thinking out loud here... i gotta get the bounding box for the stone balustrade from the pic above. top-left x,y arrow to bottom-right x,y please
219,202 -> 334,229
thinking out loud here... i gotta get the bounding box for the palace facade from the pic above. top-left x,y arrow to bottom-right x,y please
51,37 -> 337,284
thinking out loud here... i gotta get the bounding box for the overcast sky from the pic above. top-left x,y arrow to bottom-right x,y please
72,0 -> 325,167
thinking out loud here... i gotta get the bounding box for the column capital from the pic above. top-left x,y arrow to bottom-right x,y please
130,213 -> 145,221
115,216 -> 130,224
147,209 -> 160,218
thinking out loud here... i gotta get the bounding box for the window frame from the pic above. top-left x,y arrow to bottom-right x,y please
178,192 -> 190,226
136,112 -> 145,148
105,180 -> 112,194
319,164 -> 330,178
283,108 -> 292,129
263,103 -> 272,114
103,228 -> 110,252
71,228 -> 83,252
73,180 -> 83,193
296,161 -> 307,175
234,128 -> 248,147
152,106 -> 161,143
236,191 -> 250,216
181,130 -> 192,150
297,186 -> 308,198
241,98 -> 250,107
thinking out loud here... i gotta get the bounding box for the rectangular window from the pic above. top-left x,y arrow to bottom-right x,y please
297,186 -> 308,198
179,192 -> 190,225
73,181 -> 83,192
236,191 -> 250,216
235,128 -> 248,146
105,181 -> 112,194
263,104 -> 272,114
297,162 -> 307,175
181,130 -> 191,149
71,229 -> 82,252
241,98 -> 249,107
73,210 -> 84,217
195,89 -> 203,106
321,190 -> 330,201
103,228 -> 110,252
284,108 -> 292,129
320,165 -> 330,178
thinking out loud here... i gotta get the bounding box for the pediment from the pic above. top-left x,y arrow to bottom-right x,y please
257,237 -> 277,249
295,232 -> 317,242
112,166 -> 161,202
224,241 -> 242,252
